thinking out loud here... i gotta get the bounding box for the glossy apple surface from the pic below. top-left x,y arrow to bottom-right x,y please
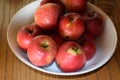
17,23 -> 43,51
61,0 -> 87,13
27,35 -> 57,66
80,35 -> 96,60
34,3 -> 61,30
59,13 -> 85,40
56,41 -> 86,72
40,0 -> 65,14
83,10 -> 104,38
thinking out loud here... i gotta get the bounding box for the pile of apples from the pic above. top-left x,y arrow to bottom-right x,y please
17,0 -> 104,72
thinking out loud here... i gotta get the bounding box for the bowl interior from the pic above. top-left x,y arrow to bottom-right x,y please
7,0 -> 117,76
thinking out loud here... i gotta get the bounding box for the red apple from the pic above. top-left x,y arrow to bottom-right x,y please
83,10 -> 104,38
59,13 -> 85,40
61,0 -> 87,13
50,34 -> 65,47
27,35 -> 57,66
56,41 -> 86,72
34,3 -> 62,30
80,34 -> 96,60
40,0 -> 49,6
40,0 -> 65,14
17,23 -> 43,51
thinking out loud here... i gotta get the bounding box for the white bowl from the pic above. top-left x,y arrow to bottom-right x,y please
7,0 -> 117,76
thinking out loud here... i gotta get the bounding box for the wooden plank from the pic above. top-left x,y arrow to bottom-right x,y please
112,1 -> 120,75
12,56 -> 18,80
86,72 -> 97,80
5,49 -> 14,80
107,56 -> 120,80
0,0 -> 4,29
97,66 -> 111,80
0,0 -> 9,80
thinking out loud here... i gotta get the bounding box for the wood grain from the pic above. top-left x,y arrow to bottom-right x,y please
0,0 -> 120,80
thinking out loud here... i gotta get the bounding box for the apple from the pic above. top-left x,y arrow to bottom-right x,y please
83,10 -> 104,38
34,3 -> 62,30
40,0 -> 50,6
40,0 -> 65,14
80,34 -> 96,60
61,0 -> 87,13
55,41 -> 86,72
27,35 -> 57,66
17,23 -> 43,51
59,13 -> 85,40
50,34 -> 65,47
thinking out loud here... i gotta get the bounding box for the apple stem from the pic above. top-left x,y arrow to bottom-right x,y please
41,41 -> 48,49
27,29 -> 33,33
72,47 -> 79,52
87,11 -> 95,17
65,36 -> 69,39
67,47 -> 81,55
69,16 -> 74,22
66,17 -> 74,27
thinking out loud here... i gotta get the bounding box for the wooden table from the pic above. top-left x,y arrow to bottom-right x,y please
0,0 -> 120,80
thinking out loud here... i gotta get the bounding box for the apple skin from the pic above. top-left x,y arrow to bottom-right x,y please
80,34 -> 96,60
61,0 -> 87,14
27,35 -> 57,66
83,10 -> 104,38
59,13 -> 85,40
40,0 -> 65,14
55,41 -> 86,72
50,34 -> 65,47
34,3 -> 61,30
17,23 -> 43,51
